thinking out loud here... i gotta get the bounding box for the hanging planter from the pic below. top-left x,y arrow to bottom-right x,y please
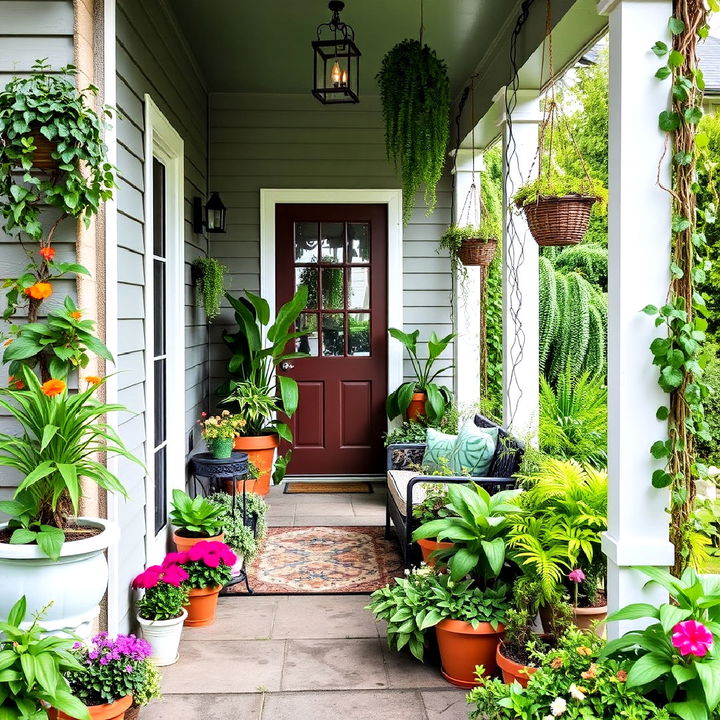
192,257 -> 227,322
440,224 -> 499,270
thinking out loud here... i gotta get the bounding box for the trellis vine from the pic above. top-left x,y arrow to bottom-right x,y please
643,0 -> 716,576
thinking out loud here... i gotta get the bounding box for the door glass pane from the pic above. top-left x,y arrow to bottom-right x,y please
320,223 -> 344,263
295,222 -> 319,263
296,267 -> 318,309
154,446 -> 167,534
153,260 -> 166,356
348,223 -> 370,263
348,313 -> 371,356
154,359 -> 166,445
321,313 -> 344,356
347,267 -> 369,310
296,313 -> 319,356
321,266 -> 344,309
153,159 -> 166,257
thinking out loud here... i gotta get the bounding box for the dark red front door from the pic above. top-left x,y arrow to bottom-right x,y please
276,204 -> 388,475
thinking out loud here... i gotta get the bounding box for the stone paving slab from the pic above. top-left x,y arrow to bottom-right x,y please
182,596 -> 278,641
143,693 -> 264,720
381,643 -> 451,689
292,514 -> 384,527
421,689 -> 473,719
272,595 -> 380,639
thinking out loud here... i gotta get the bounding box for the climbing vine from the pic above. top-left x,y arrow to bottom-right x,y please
643,0 -> 715,575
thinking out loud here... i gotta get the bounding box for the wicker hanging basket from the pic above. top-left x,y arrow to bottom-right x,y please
522,194 -> 596,247
458,237 -> 497,267
28,128 -> 59,170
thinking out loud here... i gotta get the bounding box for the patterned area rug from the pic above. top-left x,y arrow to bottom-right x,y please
227,526 -> 403,594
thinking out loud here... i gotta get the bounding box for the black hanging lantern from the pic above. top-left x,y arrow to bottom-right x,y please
312,1 -> 360,104
193,193 -> 227,234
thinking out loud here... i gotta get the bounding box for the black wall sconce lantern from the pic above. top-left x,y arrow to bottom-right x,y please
312,1 -> 360,104
193,192 -> 227,234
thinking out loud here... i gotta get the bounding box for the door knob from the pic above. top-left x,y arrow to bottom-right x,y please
281,362 -> 295,370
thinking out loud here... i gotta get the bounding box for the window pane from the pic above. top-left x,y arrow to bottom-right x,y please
347,267 -> 370,310
296,267 -> 318,310
321,266 -> 344,309
153,260 -> 166,356
154,358 -> 166,446
320,223 -> 344,263
295,222 -> 318,263
296,313 -> 319,355
152,159 -> 166,257
348,313 -> 371,356
348,223 -> 370,263
154,446 -> 167,535
321,313 -> 345,356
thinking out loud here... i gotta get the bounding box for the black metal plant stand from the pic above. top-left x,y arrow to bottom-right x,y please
188,451 -> 254,595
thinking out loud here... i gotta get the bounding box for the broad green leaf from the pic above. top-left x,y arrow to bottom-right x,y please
40,424 -> 59,451
449,547 -> 479,581
6,596 -> 26,628
625,652 -> 672,687
606,603 -> 660,623
36,527 -> 65,561
277,374 -> 299,417
666,700 -> 709,720
696,660 -> 720,711
659,604 -> 692,632
481,537 -> 505,577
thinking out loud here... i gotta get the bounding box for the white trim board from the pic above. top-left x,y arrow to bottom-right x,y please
259,188 -> 404,433
142,96 -> 186,566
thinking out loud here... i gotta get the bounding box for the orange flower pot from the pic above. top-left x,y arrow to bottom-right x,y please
416,538 -> 454,567
233,434 -> 279,495
435,619 -> 504,688
184,586 -> 221,627
406,392 -> 427,421
573,603 -> 608,635
172,531 -> 224,553
224,478 -> 258,495
496,642 -> 538,687
51,695 -> 132,720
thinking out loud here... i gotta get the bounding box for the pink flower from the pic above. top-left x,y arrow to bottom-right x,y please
132,566 -> 163,589
187,540 -> 236,568
672,620 -> 714,657
162,564 -> 189,587
162,551 -> 188,567
568,569 -> 586,583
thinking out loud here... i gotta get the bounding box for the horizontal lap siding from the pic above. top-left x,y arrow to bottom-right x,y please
0,0 -> 75,499
116,0 -> 208,632
208,93 -> 453,397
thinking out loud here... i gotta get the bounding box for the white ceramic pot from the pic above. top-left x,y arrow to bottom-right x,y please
0,517 -> 118,638
137,609 -> 187,666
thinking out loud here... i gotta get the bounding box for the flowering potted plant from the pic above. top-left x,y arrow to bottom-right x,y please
132,561 -> 189,666
197,410 -> 245,459
169,489 -> 225,552
172,541 -> 236,627
55,633 -> 153,720
567,567 -> 607,633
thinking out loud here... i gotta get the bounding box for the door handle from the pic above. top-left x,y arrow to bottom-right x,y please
281,362 -> 295,370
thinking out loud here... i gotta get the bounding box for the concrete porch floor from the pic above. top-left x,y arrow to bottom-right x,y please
144,485 -> 470,719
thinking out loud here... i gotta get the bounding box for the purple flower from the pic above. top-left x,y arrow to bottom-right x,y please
125,665 -> 133,673
568,569 -> 586,583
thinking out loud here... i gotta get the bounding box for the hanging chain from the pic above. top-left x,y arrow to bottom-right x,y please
419,0 -> 424,46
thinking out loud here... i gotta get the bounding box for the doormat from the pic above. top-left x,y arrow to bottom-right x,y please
283,481 -> 373,494
224,526 -> 403,595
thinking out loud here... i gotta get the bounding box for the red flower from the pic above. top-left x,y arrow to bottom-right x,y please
39,246 -> 56,261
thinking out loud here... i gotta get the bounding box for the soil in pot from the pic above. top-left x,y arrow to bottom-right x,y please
435,619 -> 504,688
172,530 -> 224,553
0,521 -> 101,545
416,538 -> 454,568
51,695 -> 132,720
496,641 -> 542,688
406,392 -> 427,421
234,435 -> 279,496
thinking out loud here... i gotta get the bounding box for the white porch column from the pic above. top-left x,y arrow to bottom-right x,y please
498,89 -> 541,440
453,149 -> 482,407
600,0 -> 674,638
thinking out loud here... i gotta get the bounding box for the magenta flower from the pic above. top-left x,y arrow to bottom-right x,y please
162,551 -> 188,567
186,540 -> 236,568
568,569 -> 586,583
162,564 -> 189,587
131,566 -> 162,589
672,620 -> 714,657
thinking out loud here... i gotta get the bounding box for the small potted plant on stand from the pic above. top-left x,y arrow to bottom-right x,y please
175,540 -> 236,627
197,410 -> 245,459
169,489 -> 225,552
132,560 -> 189,666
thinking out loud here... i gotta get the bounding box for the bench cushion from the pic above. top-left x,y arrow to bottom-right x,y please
387,470 -> 435,517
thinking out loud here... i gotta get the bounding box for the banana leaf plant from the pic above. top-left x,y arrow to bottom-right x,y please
219,286 -> 309,483
385,327 -> 455,423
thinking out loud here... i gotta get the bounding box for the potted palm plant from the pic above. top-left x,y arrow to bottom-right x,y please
169,489 -> 225,552
386,328 -> 455,423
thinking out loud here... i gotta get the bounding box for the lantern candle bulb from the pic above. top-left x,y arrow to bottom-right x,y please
331,61 -> 341,87
341,70 -> 348,86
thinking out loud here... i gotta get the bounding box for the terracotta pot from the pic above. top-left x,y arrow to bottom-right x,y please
51,695 -> 132,720
496,642 -> 538,688
184,586 -> 221,627
125,708 -> 140,720
172,530 -> 224,553
573,604 -> 608,635
406,392 -> 427,421
224,477 -> 258,495
435,619 -> 504,688
416,538 -> 454,567
233,434 -> 279,495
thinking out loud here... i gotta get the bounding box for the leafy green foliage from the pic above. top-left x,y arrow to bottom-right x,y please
411,483 -> 453,525
192,257 -> 227,322
553,243 -> 608,291
386,328 -> 455,423
513,174 -> 608,209
131,662 -> 161,710
695,343 -> 720,466
169,489 -> 225,538
377,39 -> 450,223
208,491 -> 268,568
539,369 -> 608,468
0,597 -> 90,719
136,581 -> 188,622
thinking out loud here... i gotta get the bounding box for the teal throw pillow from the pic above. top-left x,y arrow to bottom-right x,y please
454,422 -> 498,477
421,428 -> 457,473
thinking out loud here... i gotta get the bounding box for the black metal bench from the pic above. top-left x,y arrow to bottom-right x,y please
384,414 -> 524,568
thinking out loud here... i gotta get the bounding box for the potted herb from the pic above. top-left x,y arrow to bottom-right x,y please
192,256 -> 227,322
0,370 -> 142,636
132,560 -> 189,666
169,489 -> 225,552
439,218 -> 501,276
386,328 -> 455,423
57,633 -> 153,720
220,287 -> 309,492
513,175 -> 607,247
197,410 -> 245,459
0,596 -> 89,720
174,540 -> 236,627
124,662 -> 161,720
377,39 -> 450,224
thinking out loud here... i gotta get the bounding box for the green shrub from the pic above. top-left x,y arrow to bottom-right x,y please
697,343 -> 720,466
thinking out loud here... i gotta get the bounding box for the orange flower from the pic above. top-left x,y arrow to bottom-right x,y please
24,282 -> 52,300
71,311 -> 82,320
3,338 -> 13,346
41,379 -> 66,397
85,375 -> 102,385
581,663 -> 598,680
8,375 -> 25,390
616,670 -> 628,683
576,646 -> 593,657
39,246 -> 56,261
550,656 -> 564,670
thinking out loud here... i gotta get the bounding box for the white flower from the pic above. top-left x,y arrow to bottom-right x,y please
569,684 -> 586,701
550,698 -> 567,717
543,716 -> 555,720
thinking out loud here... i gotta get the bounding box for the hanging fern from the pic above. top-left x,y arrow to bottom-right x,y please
377,39 -> 451,224
553,243 -> 608,290
539,256 -> 558,375
193,256 -> 227,322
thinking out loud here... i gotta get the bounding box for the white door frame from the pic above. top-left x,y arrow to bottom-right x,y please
259,188 -> 404,436
143,96 -> 186,565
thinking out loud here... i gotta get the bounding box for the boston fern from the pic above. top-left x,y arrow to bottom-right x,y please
377,39 -> 450,224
